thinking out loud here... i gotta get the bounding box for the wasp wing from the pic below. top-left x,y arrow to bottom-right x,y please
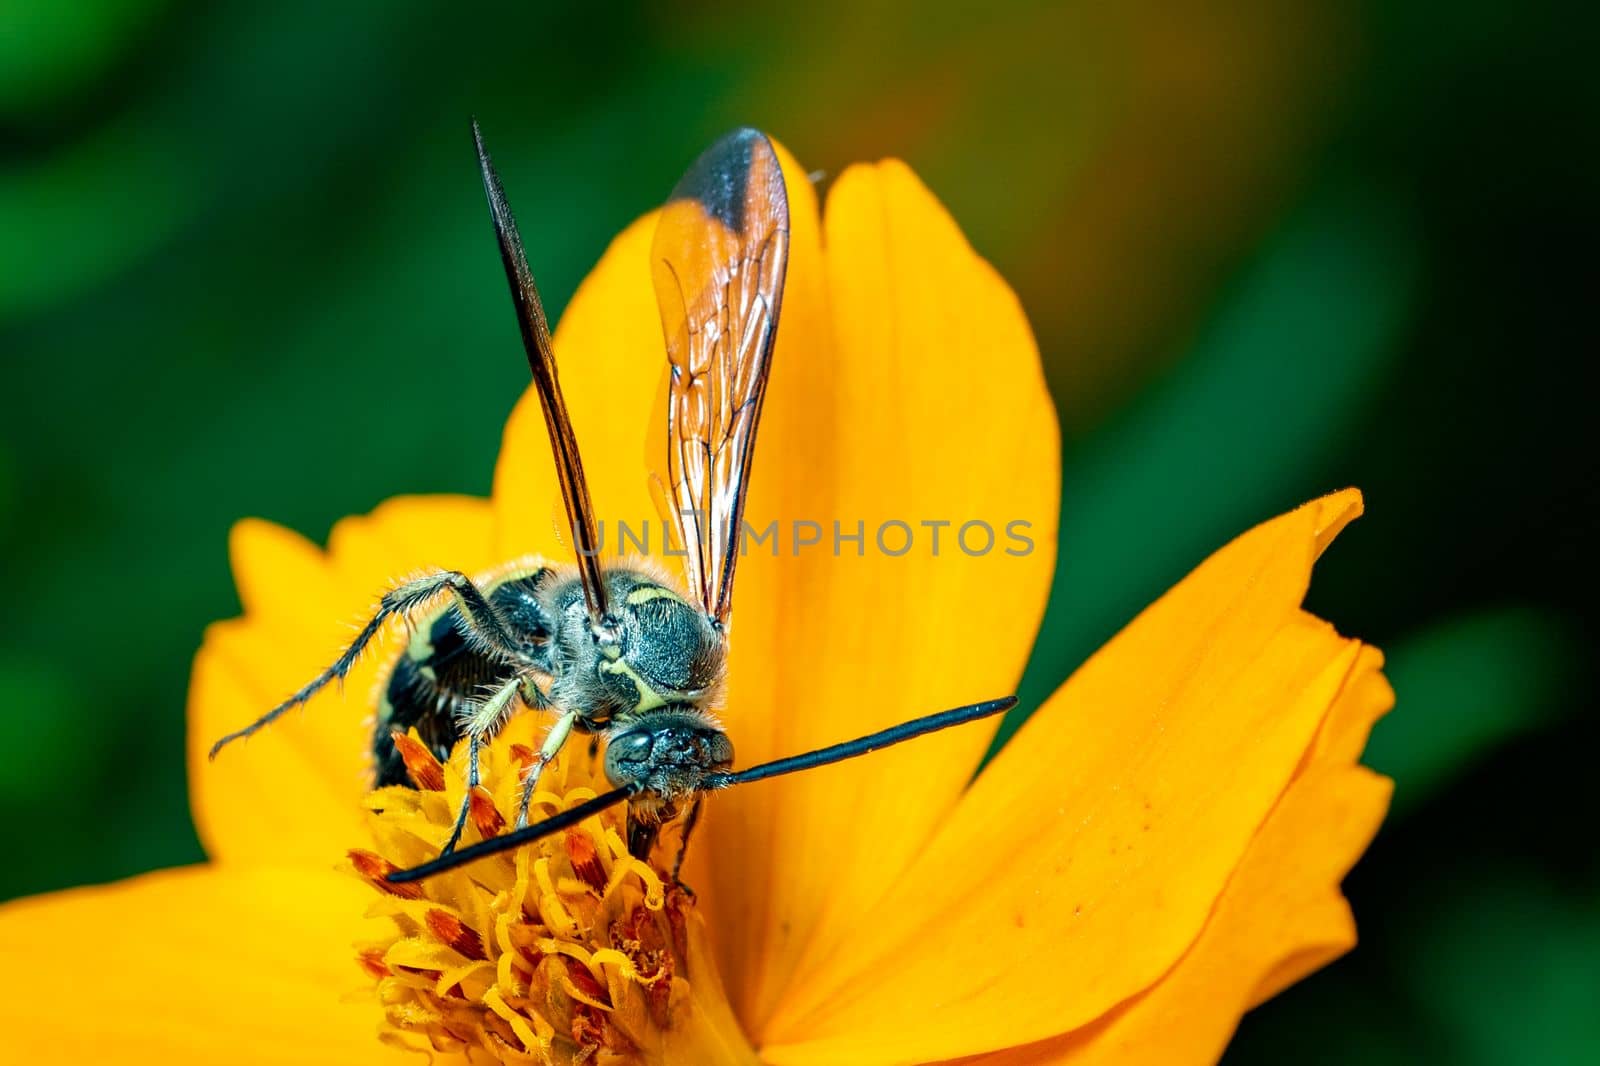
651,129 -> 790,626
473,120 -> 611,624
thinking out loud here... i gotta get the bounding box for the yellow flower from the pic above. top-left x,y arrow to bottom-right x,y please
0,143 -> 1391,1065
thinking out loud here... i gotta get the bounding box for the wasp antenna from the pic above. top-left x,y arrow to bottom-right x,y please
709,696 -> 1017,790
385,784 -> 638,883
472,118 -> 613,626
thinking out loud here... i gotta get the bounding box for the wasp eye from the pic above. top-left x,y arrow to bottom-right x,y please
603,729 -> 654,788
610,730 -> 652,761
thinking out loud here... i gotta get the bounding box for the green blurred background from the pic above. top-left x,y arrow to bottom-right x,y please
2,1 -> 1595,1061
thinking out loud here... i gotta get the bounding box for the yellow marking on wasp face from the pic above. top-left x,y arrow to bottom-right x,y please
600,658 -> 669,713
625,584 -> 686,608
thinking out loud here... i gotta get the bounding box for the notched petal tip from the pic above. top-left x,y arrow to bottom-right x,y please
1304,487 -> 1364,560
227,516 -> 331,620
228,514 -> 318,568
759,490 -> 1384,1063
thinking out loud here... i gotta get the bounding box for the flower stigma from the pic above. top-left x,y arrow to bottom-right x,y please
350,719 -> 754,1065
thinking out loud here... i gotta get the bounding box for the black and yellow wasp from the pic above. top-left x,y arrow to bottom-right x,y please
211,123 -> 1015,883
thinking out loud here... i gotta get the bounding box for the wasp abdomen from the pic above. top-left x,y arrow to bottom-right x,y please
373,567 -> 554,787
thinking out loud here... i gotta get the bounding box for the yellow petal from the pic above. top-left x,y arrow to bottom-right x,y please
190,495 -> 496,866
946,642 -> 1394,1065
948,765 -> 1392,1066
325,493 -> 501,595
1304,644 -> 1393,770
485,146 -> 1058,1037
1245,644 -> 1393,1010
761,490 -> 1377,1063
0,865 -> 402,1064
700,157 -> 1058,1032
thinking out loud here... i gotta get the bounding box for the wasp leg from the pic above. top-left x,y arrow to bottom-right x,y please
209,570 -> 534,759
514,708 -> 580,829
441,672 -> 525,856
439,733 -> 481,857
670,794 -> 703,894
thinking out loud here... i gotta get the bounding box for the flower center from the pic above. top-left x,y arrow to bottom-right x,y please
349,720 -> 754,1064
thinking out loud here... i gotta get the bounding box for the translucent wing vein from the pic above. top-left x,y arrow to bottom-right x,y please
652,130 -> 790,626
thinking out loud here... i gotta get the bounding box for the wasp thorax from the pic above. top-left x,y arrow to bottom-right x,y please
547,568 -> 725,722
604,710 -> 734,798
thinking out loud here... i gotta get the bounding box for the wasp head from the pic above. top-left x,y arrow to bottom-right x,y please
603,707 -> 733,799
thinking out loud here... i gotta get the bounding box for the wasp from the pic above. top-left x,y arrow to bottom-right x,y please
211,122 -> 1016,882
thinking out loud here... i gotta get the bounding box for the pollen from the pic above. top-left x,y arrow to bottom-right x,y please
350,721 -> 749,1065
